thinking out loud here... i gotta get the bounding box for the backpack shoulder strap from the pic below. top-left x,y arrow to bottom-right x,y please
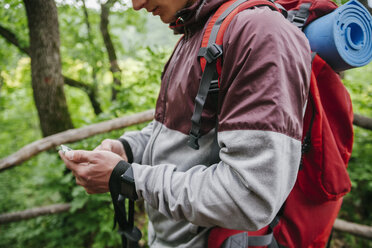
188,0 -> 280,149
199,0 -> 281,73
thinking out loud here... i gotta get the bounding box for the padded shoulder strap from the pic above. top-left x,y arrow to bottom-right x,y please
188,0 -> 280,149
200,0 -> 280,73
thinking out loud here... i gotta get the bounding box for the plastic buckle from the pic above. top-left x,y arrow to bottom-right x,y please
287,11 -> 307,29
118,226 -> 142,243
301,135 -> 311,154
187,132 -> 200,150
208,79 -> 219,94
293,16 -> 306,27
288,12 -> 306,29
287,3 -> 311,29
204,44 -> 223,63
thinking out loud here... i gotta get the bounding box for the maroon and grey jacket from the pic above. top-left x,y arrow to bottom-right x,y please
120,0 -> 311,246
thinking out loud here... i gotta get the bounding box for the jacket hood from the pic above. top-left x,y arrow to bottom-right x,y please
170,0 -> 227,34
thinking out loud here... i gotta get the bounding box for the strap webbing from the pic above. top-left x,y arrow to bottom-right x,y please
188,60 -> 219,149
221,217 -> 280,248
299,53 -> 317,169
208,0 -> 248,46
188,0 -> 280,149
286,2 -> 311,29
114,195 -> 142,248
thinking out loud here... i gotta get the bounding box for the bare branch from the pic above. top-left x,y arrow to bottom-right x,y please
0,109 -> 154,171
0,23 -> 30,55
63,76 -> 92,92
0,203 -> 71,224
79,0 -> 102,115
0,23 -> 102,114
354,113 -> 372,131
334,218 -> 372,240
100,0 -> 122,100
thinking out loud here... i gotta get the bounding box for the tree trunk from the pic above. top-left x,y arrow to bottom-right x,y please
100,0 -> 122,101
23,0 -> 73,137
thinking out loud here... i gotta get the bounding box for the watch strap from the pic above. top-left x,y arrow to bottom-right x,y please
109,160 -> 130,200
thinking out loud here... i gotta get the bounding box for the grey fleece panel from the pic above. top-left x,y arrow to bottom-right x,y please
147,217 -> 210,248
132,128 -> 301,245
141,121 -> 220,167
120,121 -> 154,164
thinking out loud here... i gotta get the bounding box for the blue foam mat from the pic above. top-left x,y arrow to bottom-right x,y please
304,0 -> 372,71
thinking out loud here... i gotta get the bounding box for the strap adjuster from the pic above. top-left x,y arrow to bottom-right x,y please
199,43 -> 223,63
187,132 -> 200,150
209,79 -> 219,93
287,3 -> 311,29
288,12 -> 307,28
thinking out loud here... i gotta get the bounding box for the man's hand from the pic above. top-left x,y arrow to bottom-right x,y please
94,139 -> 128,161
59,150 -> 122,194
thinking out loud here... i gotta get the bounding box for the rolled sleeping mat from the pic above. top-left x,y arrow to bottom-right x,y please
304,0 -> 372,71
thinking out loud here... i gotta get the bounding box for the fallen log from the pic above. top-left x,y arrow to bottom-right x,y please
0,109 -> 154,172
0,203 -> 71,224
1,204 -> 371,241
353,113 -> 372,131
334,218 -> 372,240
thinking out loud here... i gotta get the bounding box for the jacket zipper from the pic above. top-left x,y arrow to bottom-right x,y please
148,38 -> 186,165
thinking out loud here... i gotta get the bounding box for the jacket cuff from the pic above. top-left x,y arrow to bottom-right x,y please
118,138 -> 134,163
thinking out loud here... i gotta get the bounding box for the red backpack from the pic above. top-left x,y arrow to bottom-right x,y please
186,0 -> 354,247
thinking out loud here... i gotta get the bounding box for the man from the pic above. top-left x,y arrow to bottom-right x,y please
60,0 -> 311,247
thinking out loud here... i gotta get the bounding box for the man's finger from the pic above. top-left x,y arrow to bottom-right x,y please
93,145 -> 102,151
100,139 -> 113,151
65,150 -> 93,163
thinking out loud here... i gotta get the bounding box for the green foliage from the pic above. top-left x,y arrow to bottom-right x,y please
338,63 -> 372,247
0,1 -> 173,247
0,129 -> 152,247
0,0 -> 371,247
0,0 -> 29,52
108,46 -> 172,117
0,58 -> 41,157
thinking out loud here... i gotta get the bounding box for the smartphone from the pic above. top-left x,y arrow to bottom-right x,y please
59,144 -> 73,154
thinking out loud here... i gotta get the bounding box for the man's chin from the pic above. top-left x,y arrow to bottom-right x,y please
160,15 -> 177,24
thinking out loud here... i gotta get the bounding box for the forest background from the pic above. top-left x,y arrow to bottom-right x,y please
0,0 -> 371,247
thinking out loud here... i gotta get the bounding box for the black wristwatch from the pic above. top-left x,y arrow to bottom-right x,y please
120,166 -> 138,200
109,160 -> 138,201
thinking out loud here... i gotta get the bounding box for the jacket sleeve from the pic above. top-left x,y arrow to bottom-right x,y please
131,8 -> 311,230
119,121 -> 154,164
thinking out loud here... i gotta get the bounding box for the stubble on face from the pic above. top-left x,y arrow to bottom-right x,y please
143,0 -> 197,24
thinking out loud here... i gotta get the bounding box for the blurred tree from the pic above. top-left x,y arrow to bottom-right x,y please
359,0 -> 372,15
80,0 -> 103,115
23,0 -> 73,136
100,0 -> 122,101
